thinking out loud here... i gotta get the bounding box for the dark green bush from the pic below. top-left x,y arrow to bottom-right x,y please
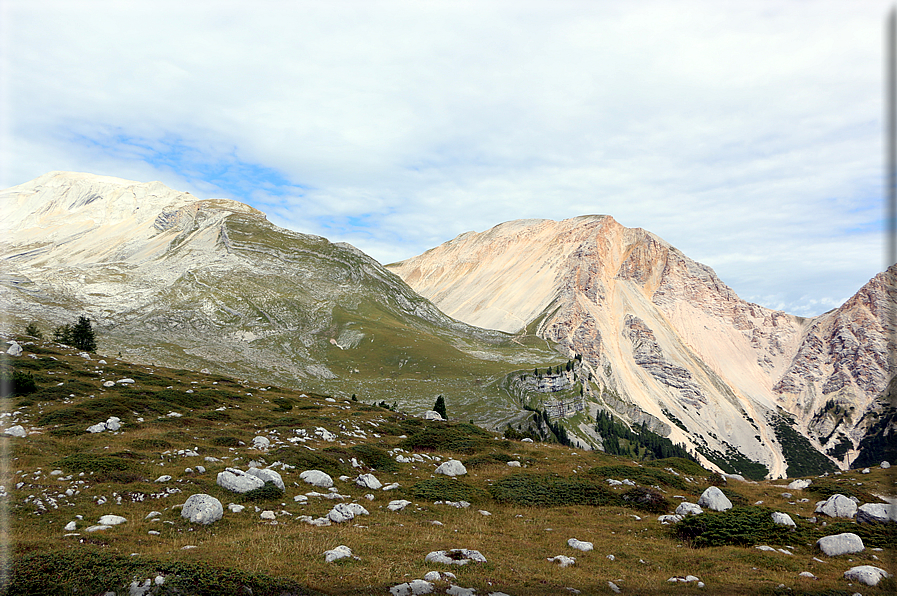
270,446 -> 349,478
462,452 -> 513,468
8,548 -> 323,596
0,370 -> 37,396
410,477 -> 489,504
489,473 -> 620,507
399,423 -> 501,454
130,437 -> 172,450
240,481 -> 284,502
621,486 -> 671,514
673,506 -> 799,547
200,410 -> 231,421
211,435 -> 243,447
54,453 -> 145,484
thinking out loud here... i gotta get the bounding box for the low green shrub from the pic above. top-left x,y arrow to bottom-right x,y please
54,453 -> 145,484
804,479 -> 883,503
270,446 -> 349,478
0,370 -> 37,396
462,452 -> 513,468
400,423 -> 501,454
646,457 -> 710,477
130,437 -> 172,450
8,548 -> 323,596
489,473 -> 620,507
620,486 -> 671,514
410,477 -> 489,504
200,410 -> 231,421
240,481 -> 284,502
672,506 -> 799,547
211,435 -> 243,447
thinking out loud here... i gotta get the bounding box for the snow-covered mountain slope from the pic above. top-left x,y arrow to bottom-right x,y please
388,216 -> 896,476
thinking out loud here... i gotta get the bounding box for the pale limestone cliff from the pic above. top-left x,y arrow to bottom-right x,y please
388,216 -> 895,475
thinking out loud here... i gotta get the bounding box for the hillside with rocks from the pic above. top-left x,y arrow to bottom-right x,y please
388,217 -> 897,477
0,334 -> 894,595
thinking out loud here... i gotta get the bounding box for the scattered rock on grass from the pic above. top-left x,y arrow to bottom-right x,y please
816,532 -> 864,556
857,503 -> 897,524
843,565 -> 892,586
389,579 -> 434,595
814,494 -> 857,518
181,494 -> 223,525
698,486 -> 732,511
300,470 -> 333,488
324,545 -> 354,563
217,468 -> 265,493
435,460 -> 467,477
771,512 -> 796,526
547,555 -> 576,567
245,467 -> 285,490
4,426 -> 26,438
567,539 -> 593,552
425,549 -> 487,565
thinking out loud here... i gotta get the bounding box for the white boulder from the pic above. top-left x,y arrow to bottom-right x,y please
881,461 -> 891,469
425,549 -> 487,565
771,512 -> 796,526
355,473 -> 382,490
105,417 -> 121,431
245,467 -> 284,491
567,538 -> 593,552
547,555 -> 576,567
216,468 -> 265,493
181,494 -> 223,525
507,460 -> 522,467
97,515 -> 127,526
857,503 -> 897,524
87,422 -> 107,433
251,436 -> 270,450
698,486 -> 732,511
787,479 -> 812,490
816,532 -> 864,556
324,545 -> 354,563
435,460 -> 467,477
675,502 -> 703,516
843,565 -> 892,586
424,410 -> 444,421
300,469 -> 333,488
4,426 -> 26,438
389,580 -> 434,596
387,499 -> 412,512
6,342 -> 22,356
814,494 -> 857,518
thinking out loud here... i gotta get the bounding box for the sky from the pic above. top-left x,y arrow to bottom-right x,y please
0,0 -> 891,317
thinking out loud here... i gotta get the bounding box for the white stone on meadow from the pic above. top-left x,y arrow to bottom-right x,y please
425,549 -> 487,566
87,422 -> 107,433
251,436 -> 270,450
155,475 -> 172,483
881,461 -> 891,469
817,532 -> 864,556
771,512 -> 796,526
181,494 -> 223,525
675,502 -> 703,516
567,538 -> 593,552
245,467 -> 284,491
843,565 -> 892,586
547,555 -> 576,567
105,417 -> 121,431
355,473 -> 382,490
324,545 -> 354,563
815,494 -> 857,518
260,510 -> 276,520
507,460 -> 521,467
4,425 -> 26,437
228,503 -> 245,513
698,486 -> 732,511
435,460 -> 467,477
658,514 -> 683,524
97,515 -> 127,526
216,468 -> 265,493
300,469 -> 333,488
787,479 -> 811,490
6,342 -> 22,357
64,521 -> 77,531
389,579 -> 434,596
86,525 -> 111,532
388,499 -> 412,512
103,380 -> 116,387
424,410 -> 444,421
857,503 -> 897,524
446,586 -> 476,596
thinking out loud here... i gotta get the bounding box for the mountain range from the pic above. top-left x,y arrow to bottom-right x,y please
1,172 -> 894,478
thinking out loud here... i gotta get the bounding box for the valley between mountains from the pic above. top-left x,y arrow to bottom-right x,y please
0,172 -> 895,595
1,171 -> 895,479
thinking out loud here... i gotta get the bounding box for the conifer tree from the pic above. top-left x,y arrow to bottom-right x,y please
433,395 -> 447,420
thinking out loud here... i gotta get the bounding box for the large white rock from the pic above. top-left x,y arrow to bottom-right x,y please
216,468 -> 265,493
675,502 -> 703,516
567,538 -> 593,552
388,499 -> 412,512
547,555 -> 576,568
856,502 -> 897,524
6,342 -> 22,356
425,549 -> 487,565
245,467 -> 284,491
87,422 -> 107,433
881,461 -> 891,469
843,565 -> 892,586
424,410 -> 444,421
816,532 -> 864,556
181,494 -> 223,525
435,460 -> 467,477
355,473 -> 382,490
389,580 -> 435,596
697,486 -> 732,512
251,436 -> 270,450
105,417 -> 121,431
324,545 -> 354,563
97,515 -> 127,526
786,479 -> 811,490
300,469 -> 333,488
814,494 -> 857,518
327,502 -> 369,523
771,512 -> 796,526
4,425 -> 26,437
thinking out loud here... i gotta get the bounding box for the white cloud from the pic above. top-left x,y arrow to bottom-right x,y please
1,0 -> 890,316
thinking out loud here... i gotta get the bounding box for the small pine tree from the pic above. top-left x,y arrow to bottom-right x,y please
24,322 -> 43,339
70,316 -> 97,352
433,395 -> 447,420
